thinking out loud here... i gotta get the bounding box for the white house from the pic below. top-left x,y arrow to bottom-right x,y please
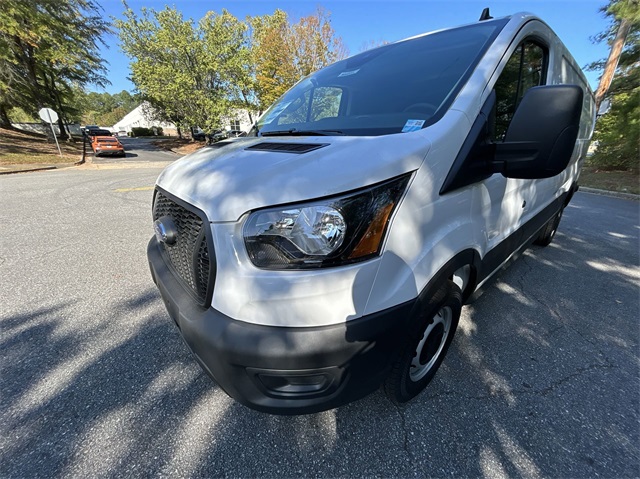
223,108 -> 258,133
113,102 -> 258,136
113,102 -> 176,135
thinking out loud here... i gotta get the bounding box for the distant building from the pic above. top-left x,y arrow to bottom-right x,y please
112,102 -> 176,135
222,109 -> 258,134
113,102 -> 258,136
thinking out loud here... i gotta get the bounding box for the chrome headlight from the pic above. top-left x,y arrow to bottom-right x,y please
243,174 -> 411,269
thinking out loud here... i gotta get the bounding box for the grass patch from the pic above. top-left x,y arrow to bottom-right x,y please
580,167 -> 639,195
152,137 -> 204,155
0,127 -> 83,165
0,152 -> 79,165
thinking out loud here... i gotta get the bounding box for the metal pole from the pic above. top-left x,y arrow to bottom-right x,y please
47,110 -> 63,157
81,131 -> 86,164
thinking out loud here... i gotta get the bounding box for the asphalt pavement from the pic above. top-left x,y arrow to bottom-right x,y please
0,165 -> 638,478
91,136 -> 180,164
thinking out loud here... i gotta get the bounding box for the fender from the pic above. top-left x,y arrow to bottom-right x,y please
415,248 -> 482,306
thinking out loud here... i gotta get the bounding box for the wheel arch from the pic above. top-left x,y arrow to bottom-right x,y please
414,248 -> 482,309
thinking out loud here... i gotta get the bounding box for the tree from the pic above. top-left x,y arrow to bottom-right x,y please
70,88 -> 140,126
0,0 -> 111,136
250,8 -> 347,112
249,10 -> 296,111
587,0 -> 639,172
116,5 -> 347,132
593,0 -> 639,111
201,10 -> 257,123
116,5 -> 254,135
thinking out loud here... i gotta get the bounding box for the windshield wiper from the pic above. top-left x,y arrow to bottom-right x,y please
260,128 -> 344,137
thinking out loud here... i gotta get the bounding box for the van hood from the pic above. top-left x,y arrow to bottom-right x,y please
156,134 -> 431,222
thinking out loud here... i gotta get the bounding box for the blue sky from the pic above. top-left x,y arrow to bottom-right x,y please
96,0 -> 611,94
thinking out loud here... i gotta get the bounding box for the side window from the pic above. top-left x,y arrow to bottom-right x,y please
493,41 -> 546,141
278,91 -> 311,125
310,87 -> 342,121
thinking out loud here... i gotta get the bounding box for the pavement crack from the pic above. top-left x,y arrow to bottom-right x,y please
520,255 -> 562,317
519,256 -> 613,361
538,363 -> 616,396
391,402 -> 414,466
426,390 -> 489,401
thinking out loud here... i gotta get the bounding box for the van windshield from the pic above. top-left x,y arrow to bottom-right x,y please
257,19 -> 507,137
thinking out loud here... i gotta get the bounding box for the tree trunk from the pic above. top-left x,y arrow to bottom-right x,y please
0,103 -> 12,129
595,18 -> 632,113
176,125 -> 182,139
56,116 -> 69,141
47,73 -> 73,141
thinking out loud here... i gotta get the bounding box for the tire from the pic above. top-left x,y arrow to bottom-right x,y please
534,207 -> 563,247
384,280 -> 462,404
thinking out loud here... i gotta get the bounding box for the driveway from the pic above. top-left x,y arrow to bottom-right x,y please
0,167 -> 638,478
91,136 -> 180,164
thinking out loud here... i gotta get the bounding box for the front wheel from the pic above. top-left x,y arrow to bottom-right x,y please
384,280 -> 462,404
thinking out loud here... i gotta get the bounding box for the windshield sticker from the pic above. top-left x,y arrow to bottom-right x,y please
262,101 -> 292,124
338,69 -> 360,77
401,119 -> 425,133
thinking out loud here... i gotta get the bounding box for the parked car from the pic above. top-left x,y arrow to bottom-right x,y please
228,130 -> 247,138
92,135 -> 125,157
83,125 -> 99,134
193,129 -> 230,143
207,130 -> 228,143
86,128 -> 113,138
147,11 -> 596,415
192,129 -> 206,141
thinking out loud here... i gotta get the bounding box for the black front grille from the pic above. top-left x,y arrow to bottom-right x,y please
153,190 -> 213,304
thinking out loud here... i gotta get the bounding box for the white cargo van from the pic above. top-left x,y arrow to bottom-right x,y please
148,12 -> 596,414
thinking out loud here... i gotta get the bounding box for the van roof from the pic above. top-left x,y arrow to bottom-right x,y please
398,12 -> 540,45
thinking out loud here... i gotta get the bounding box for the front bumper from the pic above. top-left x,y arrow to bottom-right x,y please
147,237 -> 413,415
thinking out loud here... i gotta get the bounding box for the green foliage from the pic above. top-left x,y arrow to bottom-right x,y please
73,88 -> 140,126
587,0 -> 639,172
115,6 -> 239,132
115,5 -> 347,128
130,126 -> 158,137
250,8 -> 347,111
0,0 -> 111,132
7,107 -> 37,122
589,88 -> 639,171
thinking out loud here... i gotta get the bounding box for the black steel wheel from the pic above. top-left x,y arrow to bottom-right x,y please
384,280 -> 462,404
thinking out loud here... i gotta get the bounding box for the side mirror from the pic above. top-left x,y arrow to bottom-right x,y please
491,85 -> 583,179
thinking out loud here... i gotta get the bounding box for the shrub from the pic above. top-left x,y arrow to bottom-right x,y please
130,126 -> 164,137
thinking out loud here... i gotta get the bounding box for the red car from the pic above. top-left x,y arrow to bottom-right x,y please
92,136 -> 125,157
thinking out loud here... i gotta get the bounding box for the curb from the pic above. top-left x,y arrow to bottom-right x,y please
579,186 -> 639,201
0,160 -> 173,175
0,165 -> 59,175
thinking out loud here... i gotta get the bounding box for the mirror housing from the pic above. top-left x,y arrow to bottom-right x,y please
491,85 -> 583,179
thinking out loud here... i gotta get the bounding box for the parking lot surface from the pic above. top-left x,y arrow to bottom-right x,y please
1,167 -> 638,477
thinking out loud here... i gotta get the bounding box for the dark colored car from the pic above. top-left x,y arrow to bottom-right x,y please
86,128 -> 113,138
209,130 -> 228,143
192,130 -> 206,141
